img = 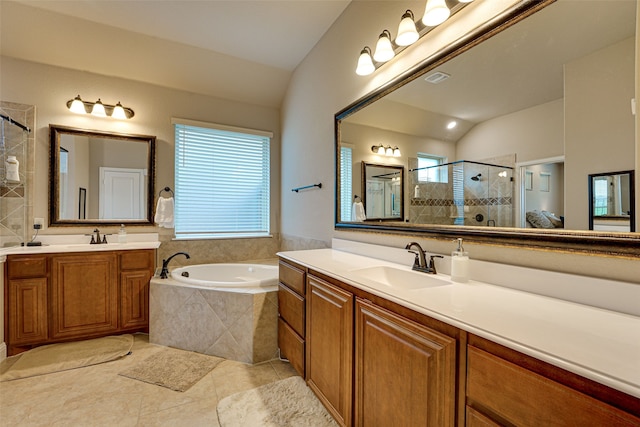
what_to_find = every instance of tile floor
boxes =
[0,334,298,426]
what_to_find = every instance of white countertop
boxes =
[0,233,160,256]
[277,247,640,399]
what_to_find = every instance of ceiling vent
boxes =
[424,71,450,84]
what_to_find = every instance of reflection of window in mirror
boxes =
[417,153,447,183]
[59,147,69,219]
[525,171,533,191]
[540,172,551,192]
[593,177,609,216]
[340,146,353,221]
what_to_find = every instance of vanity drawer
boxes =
[120,250,154,271]
[278,284,305,337]
[467,345,640,426]
[279,260,305,296]
[278,317,305,377]
[7,255,48,279]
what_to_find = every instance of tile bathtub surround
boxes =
[0,334,298,426]
[150,281,279,364]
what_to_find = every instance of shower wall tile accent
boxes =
[150,281,278,364]
[0,101,35,247]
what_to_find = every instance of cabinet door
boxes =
[121,269,151,329]
[355,298,456,427]
[7,278,48,345]
[306,275,354,427]
[51,253,119,339]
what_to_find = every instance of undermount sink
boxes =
[349,265,451,290]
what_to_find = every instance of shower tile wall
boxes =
[0,101,35,247]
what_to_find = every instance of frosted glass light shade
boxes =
[393,147,401,157]
[373,30,394,62]
[385,146,393,156]
[69,96,86,114]
[112,102,127,119]
[396,10,419,46]
[356,47,375,76]
[91,99,107,117]
[422,0,450,26]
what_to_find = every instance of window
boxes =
[417,153,447,183]
[173,118,272,239]
[339,146,353,221]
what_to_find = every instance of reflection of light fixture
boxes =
[396,10,419,46]
[423,0,450,26]
[66,95,135,119]
[355,1,472,76]
[371,145,401,157]
[447,121,457,129]
[498,171,508,178]
[356,47,375,76]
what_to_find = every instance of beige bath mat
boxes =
[119,347,223,392]
[0,334,134,382]
[217,376,338,426]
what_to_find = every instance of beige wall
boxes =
[565,37,636,230]
[1,56,282,262]
[281,1,640,283]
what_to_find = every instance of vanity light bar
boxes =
[356,0,474,76]
[66,95,135,119]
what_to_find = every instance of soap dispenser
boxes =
[118,224,127,243]
[451,238,469,283]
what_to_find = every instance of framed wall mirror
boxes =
[361,162,404,221]
[589,170,635,232]
[49,125,156,226]
[335,0,639,257]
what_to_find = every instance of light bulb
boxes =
[69,95,86,114]
[385,146,393,156]
[373,30,395,63]
[377,145,385,155]
[356,47,375,76]
[423,0,450,27]
[91,99,107,117]
[112,102,127,119]
[393,147,401,157]
[396,10,419,46]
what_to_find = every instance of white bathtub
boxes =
[169,263,278,292]
[150,262,279,363]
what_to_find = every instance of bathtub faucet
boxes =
[160,252,191,279]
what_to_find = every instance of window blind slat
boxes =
[174,123,270,238]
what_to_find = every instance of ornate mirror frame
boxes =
[335,0,640,258]
[49,124,156,226]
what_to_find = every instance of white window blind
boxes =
[173,119,271,239]
[340,146,353,221]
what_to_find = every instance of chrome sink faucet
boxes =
[404,242,443,274]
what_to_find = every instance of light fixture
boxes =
[373,30,395,62]
[356,47,375,76]
[66,95,135,119]
[396,10,419,46]
[423,0,450,27]
[447,121,457,129]
[371,145,401,157]
[91,99,107,117]
[356,0,472,76]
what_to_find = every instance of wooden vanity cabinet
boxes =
[6,255,48,347]
[306,274,354,427]
[5,249,155,356]
[277,260,306,376]
[355,298,456,427]
[466,334,640,426]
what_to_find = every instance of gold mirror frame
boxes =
[335,0,640,259]
[49,124,156,226]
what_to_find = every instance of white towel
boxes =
[352,202,366,222]
[154,196,175,228]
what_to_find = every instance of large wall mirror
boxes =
[49,125,156,226]
[335,0,640,257]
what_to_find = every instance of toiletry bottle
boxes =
[414,185,420,198]
[451,238,469,283]
[5,156,19,182]
[118,224,127,243]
